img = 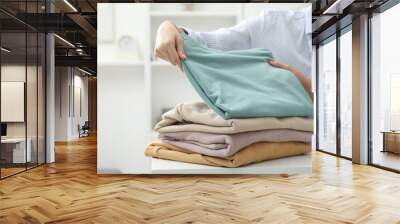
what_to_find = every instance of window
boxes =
[370,3,400,171]
[318,37,337,154]
[0,1,47,179]
[340,29,352,158]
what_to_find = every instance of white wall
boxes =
[72,73,89,138]
[55,67,70,141]
[1,64,46,164]
[55,67,89,141]
[1,66,26,129]
[1,65,38,138]
[98,4,152,174]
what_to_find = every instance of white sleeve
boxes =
[181,15,262,51]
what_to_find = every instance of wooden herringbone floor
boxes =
[1,135,400,224]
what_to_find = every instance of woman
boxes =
[154,9,313,98]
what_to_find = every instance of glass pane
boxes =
[0,1,46,178]
[318,37,337,154]
[27,31,38,169]
[371,4,400,171]
[340,30,352,158]
[0,2,28,32]
[1,31,27,177]
[38,32,46,165]
[26,0,38,169]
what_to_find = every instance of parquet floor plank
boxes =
[1,135,400,223]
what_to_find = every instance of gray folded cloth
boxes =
[155,102,313,134]
[159,129,312,158]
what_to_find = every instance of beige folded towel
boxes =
[155,102,313,134]
[145,141,311,168]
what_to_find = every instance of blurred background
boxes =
[97,3,310,128]
[1,0,400,177]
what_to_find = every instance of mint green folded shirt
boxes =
[181,32,313,119]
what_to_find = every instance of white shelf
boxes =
[151,11,238,18]
[151,60,172,67]
[98,61,145,67]
[151,154,312,174]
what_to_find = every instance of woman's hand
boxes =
[154,20,186,68]
[268,60,313,99]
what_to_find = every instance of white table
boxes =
[1,138,31,163]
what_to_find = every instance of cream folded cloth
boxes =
[145,141,311,168]
[155,102,313,134]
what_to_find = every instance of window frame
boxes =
[315,24,353,161]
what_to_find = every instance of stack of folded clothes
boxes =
[145,102,313,168]
[145,32,314,168]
